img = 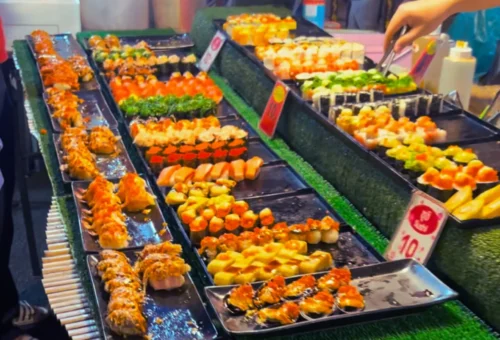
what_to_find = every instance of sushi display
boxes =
[221,268,363,325]
[156,157,263,185]
[316,93,445,120]
[223,14,297,46]
[109,72,223,106]
[254,38,363,80]
[46,88,85,129]
[197,215,340,261]
[445,184,500,220]
[78,174,156,249]
[88,34,124,51]
[31,30,94,90]
[300,69,417,101]
[95,241,190,336]
[129,118,247,148]
[336,105,447,149]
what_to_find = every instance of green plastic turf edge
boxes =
[76,28,177,48]
[207,73,497,340]
[13,27,497,340]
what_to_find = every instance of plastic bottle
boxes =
[438,41,476,110]
[411,26,450,93]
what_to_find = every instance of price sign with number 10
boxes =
[384,190,448,265]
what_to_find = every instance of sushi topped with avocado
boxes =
[300,69,417,101]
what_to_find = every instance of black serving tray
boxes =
[205,259,458,336]
[73,177,171,253]
[432,112,498,146]
[26,33,100,91]
[53,129,135,183]
[43,89,118,132]
[86,251,217,340]
[83,33,195,51]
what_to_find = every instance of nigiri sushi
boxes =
[210,162,230,181]
[230,159,246,182]
[245,156,264,180]
[193,163,213,182]
[172,167,195,186]
[157,165,181,186]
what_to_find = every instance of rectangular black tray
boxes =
[205,259,458,336]
[83,33,194,51]
[73,177,171,253]
[432,112,498,146]
[53,129,135,183]
[26,33,100,91]
[44,89,118,132]
[86,251,217,340]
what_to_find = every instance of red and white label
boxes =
[258,81,290,138]
[199,31,227,72]
[385,190,448,265]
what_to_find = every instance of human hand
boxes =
[384,0,455,53]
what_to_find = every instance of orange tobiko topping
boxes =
[476,166,499,183]
[433,174,454,190]
[454,173,476,189]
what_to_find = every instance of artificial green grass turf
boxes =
[13,28,497,340]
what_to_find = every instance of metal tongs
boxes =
[377,25,409,76]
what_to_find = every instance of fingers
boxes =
[394,28,421,53]
[384,6,407,52]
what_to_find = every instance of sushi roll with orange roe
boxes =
[429,173,455,201]
[209,216,225,237]
[476,166,499,193]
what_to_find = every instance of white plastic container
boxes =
[153,0,205,33]
[438,41,476,110]
[0,0,81,50]
[80,0,149,31]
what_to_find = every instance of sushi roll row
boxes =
[326,94,445,121]
[313,90,384,117]
[336,105,447,149]
[157,157,264,187]
[155,54,197,75]
[197,215,340,261]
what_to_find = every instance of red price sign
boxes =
[199,31,227,72]
[258,81,290,138]
[384,190,448,265]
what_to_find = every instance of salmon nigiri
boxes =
[157,165,181,186]
[172,167,195,185]
[230,159,246,182]
[209,162,229,181]
[245,157,264,180]
[193,163,213,182]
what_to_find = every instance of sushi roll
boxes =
[209,216,225,237]
[391,101,400,119]
[166,153,183,167]
[453,172,477,192]
[328,106,342,123]
[181,54,197,73]
[259,208,274,227]
[146,146,163,162]
[156,55,169,75]
[215,202,232,218]
[417,95,430,115]
[224,284,256,315]
[443,145,463,159]
[357,91,371,103]
[429,94,443,114]
[241,210,259,231]
[332,93,346,106]
[149,155,165,174]
[317,268,351,293]
[168,55,181,73]
[319,94,331,117]
[198,236,220,261]
[463,160,484,177]
[255,227,274,246]
[476,166,499,193]
[218,233,240,253]
[225,214,241,235]
[237,231,258,251]
[228,147,247,161]
[232,201,249,216]
[416,167,439,192]
[272,222,290,243]
[283,275,316,300]
[428,173,455,202]
[212,149,228,164]
[288,224,309,242]
[299,291,335,319]
[256,302,300,326]
[404,98,417,118]
[197,151,212,165]
[189,216,208,245]
[336,285,365,313]
[201,208,215,221]
[253,275,286,308]
[376,137,402,160]
[453,149,478,166]
[320,216,340,244]
[162,145,178,157]
[371,90,384,102]
[345,93,356,104]
[352,104,363,115]
[305,219,322,245]
[228,139,246,149]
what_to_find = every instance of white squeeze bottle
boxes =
[438,41,476,110]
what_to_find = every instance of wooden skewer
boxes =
[43,278,81,288]
[42,254,72,263]
[58,308,91,320]
[45,283,81,294]
[64,319,95,331]
[43,270,78,280]
[47,288,83,299]
[72,331,101,340]
[49,293,86,305]
[53,302,88,314]
[44,248,70,257]
[47,242,69,250]
[42,264,75,275]
[43,259,74,268]
[43,272,78,282]
[68,326,99,337]
[60,314,92,325]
